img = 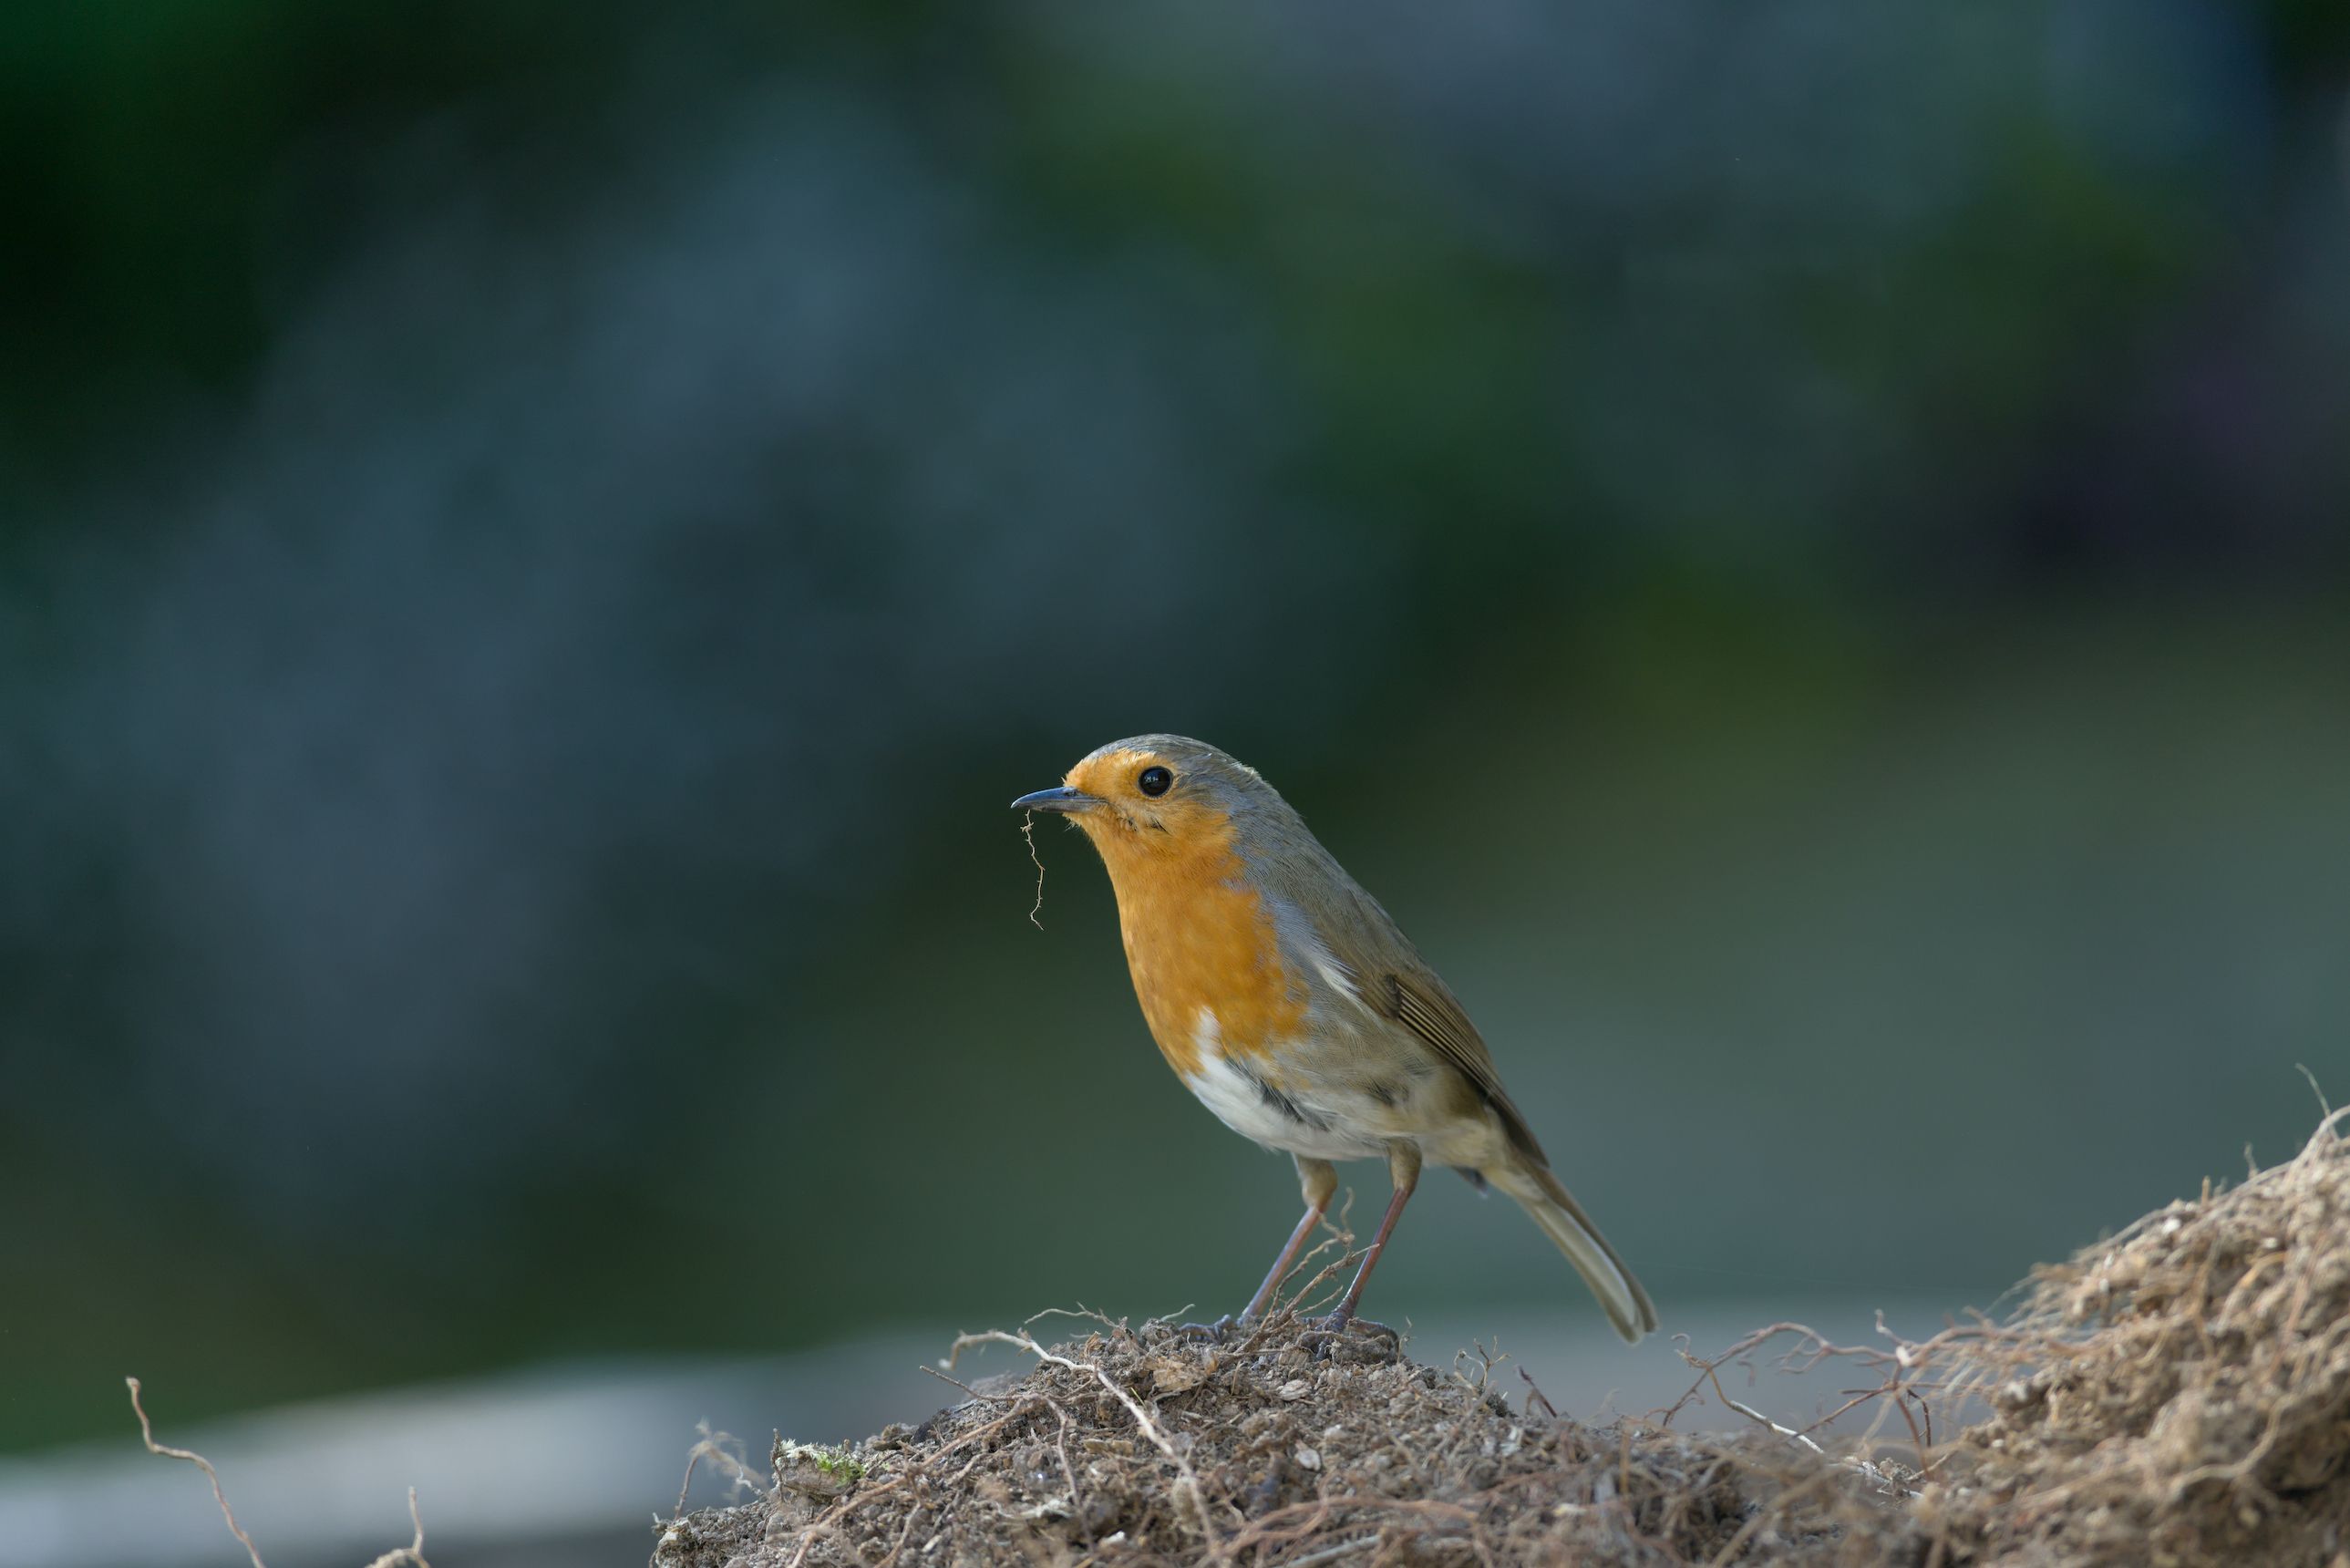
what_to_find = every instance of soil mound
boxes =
[654,1109,2349,1566]
[1927,1105,2350,1565]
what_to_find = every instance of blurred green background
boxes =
[5,0,2348,1467]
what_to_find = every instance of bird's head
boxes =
[1010,734,1271,867]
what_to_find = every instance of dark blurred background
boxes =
[4,0,2348,1552]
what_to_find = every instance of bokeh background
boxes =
[5,0,2348,1561]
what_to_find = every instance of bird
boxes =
[1010,734,1656,1346]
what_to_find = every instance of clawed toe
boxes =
[1176,1314,1242,1344]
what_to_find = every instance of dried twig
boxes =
[917,1363,1007,1403]
[1704,1466,1841,1568]
[1020,811,1047,928]
[126,1378,267,1568]
[948,1327,1229,1562]
[673,1422,769,1517]
[358,1490,433,1568]
[127,1377,431,1568]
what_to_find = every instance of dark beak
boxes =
[1010,786,1099,815]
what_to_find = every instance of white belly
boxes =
[1180,1010,1394,1161]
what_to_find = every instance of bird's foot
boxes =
[1175,1313,1244,1345]
[1300,1312,1400,1364]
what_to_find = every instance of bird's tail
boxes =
[1489,1156,1658,1344]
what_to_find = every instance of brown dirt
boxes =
[654,1110,2350,1566]
[1922,1105,2350,1566]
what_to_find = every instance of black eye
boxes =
[1138,766,1173,798]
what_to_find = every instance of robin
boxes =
[1012,734,1657,1345]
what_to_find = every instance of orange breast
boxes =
[1098,832,1305,1078]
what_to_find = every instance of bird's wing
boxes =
[1377,966,1551,1169]
[1287,859,1553,1170]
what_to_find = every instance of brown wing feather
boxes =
[1379,969,1552,1170]
[1249,818,1554,1171]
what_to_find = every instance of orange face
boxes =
[1057,746,1233,860]
[1023,744,1306,1076]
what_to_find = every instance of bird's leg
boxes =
[1241,1156,1337,1323]
[1306,1142,1420,1357]
[1180,1157,1335,1343]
